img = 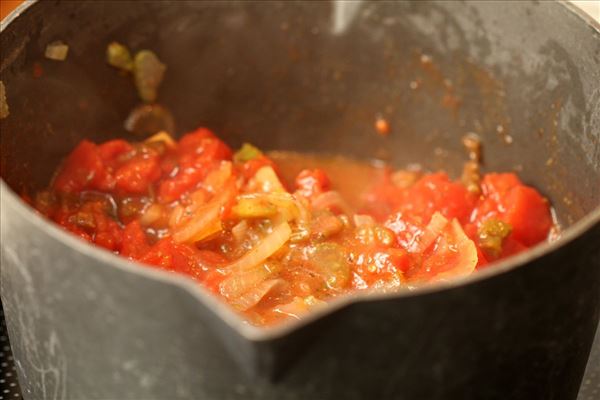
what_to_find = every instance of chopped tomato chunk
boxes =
[121,221,150,259]
[98,139,134,162]
[502,186,552,246]
[53,140,106,193]
[115,155,161,194]
[238,155,276,180]
[295,168,331,198]
[397,172,476,224]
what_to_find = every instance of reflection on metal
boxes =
[332,0,363,35]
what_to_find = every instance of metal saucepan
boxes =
[1,1,599,399]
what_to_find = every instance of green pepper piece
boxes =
[478,218,512,257]
[106,42,133,71]
[234,143,263,163]
[231,197,278,219]
[310,242,350,290]
[133,50,166,103]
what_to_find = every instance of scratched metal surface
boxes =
[0,297,598,399]
[573,0,600,397]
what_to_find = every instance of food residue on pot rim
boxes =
[375,115,390,136]
[0,81,8,119]
[45,41,69,61]
[106,42,166,103]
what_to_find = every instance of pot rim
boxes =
[1,0,599,342]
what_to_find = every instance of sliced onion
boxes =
[414,211,448,252]
[202,162,232,194]
[311,211,344,239]
[169,189,207,228]
[220,264,271,300]
[222,222,291,273]
[144,131,176,148]
[294,195,312,226]
[139,203,164,226]
[172,183,234,243]
[273,295,326,319]
[168,204,185,227]
[231,220,248,242]
[232,196,278,219]
[45,41,69,61]
[311,191,353,215]
[232,192,304,222]
[428,220,478,282]
[308,242,350,290]
[248,166,286,193]
[230,279,286,311]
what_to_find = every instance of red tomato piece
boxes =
[178,128,216,152]
[53,140,107,193]
[475,246,490,269]
[385,211,426,251]
[97,139,134,162]
[501,185,552,246]
[178,128,232,161]
[115,155,161,194]
[196,250,228,292]
[201,137,233,161]
[481,173,522,200]
[140,238,176,269]
[398,172,476,224]
[202,269,227,294]
[474,173,552,247]
[473,173,523,222]
[157,167,206,203]
[120,221,149,259]
[295,168,331,198]
[94,217,123,251]
[239,155,276,180]
[159,156,179,176]
[352,246,410,288]
[140,239,206,281]
[360,171,405,221]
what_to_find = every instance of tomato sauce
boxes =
[31,128,557,326]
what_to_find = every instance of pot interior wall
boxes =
[1,0,599,227]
